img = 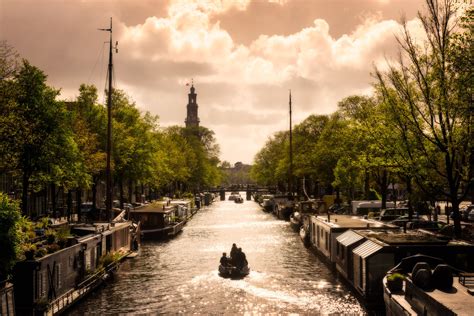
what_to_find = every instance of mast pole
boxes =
[100,17,114,220]
[289,90,293,199]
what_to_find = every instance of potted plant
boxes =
[23,243,37,260]
[387,273,405,292]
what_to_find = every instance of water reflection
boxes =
[68,195,365,314]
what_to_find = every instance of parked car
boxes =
[407,221,446,231]
[469,209,474,222]
[389,215,423,227]
[80,202,94,213]
[376,208,409,222]
[449,205,473,221]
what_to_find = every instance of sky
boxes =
[1,0,426,164]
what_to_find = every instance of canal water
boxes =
[68,194,365,314]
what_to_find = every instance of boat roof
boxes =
[353,239,383,259]
[357,230,451,246]
[131,201,177,213]
[314,215,394,229]
[337,230,365,247]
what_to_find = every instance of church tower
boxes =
[185,84,200,128]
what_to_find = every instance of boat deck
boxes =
[427,278,474,315]
[385,277,474,315]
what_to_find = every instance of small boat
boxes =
[228,192,240,201]
[299,216,311,246]
[234,195,244,203]
[218,264,250,278]
[290,211,302,231]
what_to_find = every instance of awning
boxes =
[353,240,382,259]
[336,230,364,247]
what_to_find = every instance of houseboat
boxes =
[129,201,185,239]
[260,194,276,212]
[169,199,195,220]
[13,220,134,315]
[308,214,397,267]
[274,195,295,220]
[333,229,474,306]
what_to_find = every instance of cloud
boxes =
[2,0,426,163]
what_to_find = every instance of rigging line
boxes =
[87,42,106,84]
[99,43,107,105]
[112,64,117,90]
[103,66,109,105]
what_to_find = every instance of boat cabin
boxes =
[308,215,396,266]
[349,230,474,302]
[335,230,366,283]
[129,202,182,239]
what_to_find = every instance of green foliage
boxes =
[251,131,288,186]
[0,60,84,214]
[56,226,71,246]
[21,243,37,260]
[99,251,122,267]
[45,229,57,244]
[0,193,22,280]
[387,273,405,281]
[36,217,50,229]
[374,0,472,236]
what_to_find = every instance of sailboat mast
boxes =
[100,17,114,220]
[289,90,293,198]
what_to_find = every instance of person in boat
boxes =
[230,243,238,265]
[237,248,247,269]
[220,252,230,267]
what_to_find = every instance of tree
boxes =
[70,84,107,214]
[375,0,472,236]
[251,131,288,188]
[292,115,329,196]
[1,61,79,215]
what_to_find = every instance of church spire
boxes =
[185,82,200,128]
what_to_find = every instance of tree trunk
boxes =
[452,199,461,238]
[76,188,82,222]
[21,171,30,215]
[406,176,413,221]
[381,170,388,209]
[92,179,97,211]
[364,169,370,200]
[51,182,57,218]
[128,179,133,205]
[119,177,124,210]
[67,190,72,222]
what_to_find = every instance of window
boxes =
[56,263,62,290]
[85,249,91,270]
[325,232,329,250]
